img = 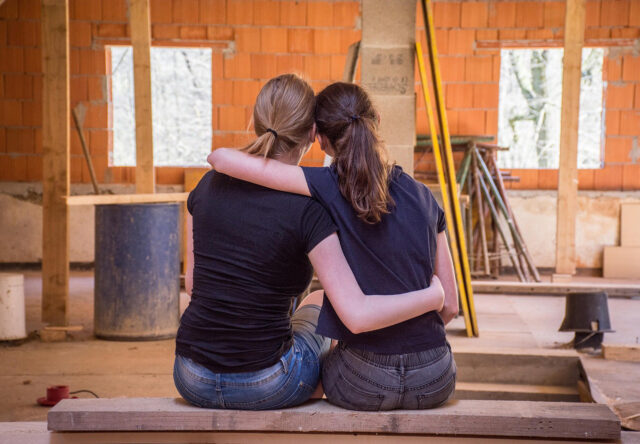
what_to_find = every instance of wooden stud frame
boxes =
[41,0,70,325]
[130,0,155,194]
[555,0,586,275]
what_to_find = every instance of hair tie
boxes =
[266,128,278,138]
[350,114,360,122]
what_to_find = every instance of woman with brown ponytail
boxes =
[208,81,459,411]
[175,75,445,411]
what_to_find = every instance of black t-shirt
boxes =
[176,170,336,373]
[302,165,447,353]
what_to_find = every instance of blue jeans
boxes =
[173,305,329,410]
[322,341,456,411]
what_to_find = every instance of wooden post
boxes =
[41,0,70,325]
[555,0,586,277]
[129,0,155,193]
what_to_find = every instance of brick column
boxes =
[361,0,416,175]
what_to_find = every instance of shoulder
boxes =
[301,166,340,200]
[390,165,429,194]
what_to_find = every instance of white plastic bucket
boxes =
[0,273,26,340]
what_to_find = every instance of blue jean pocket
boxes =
[416,371,456,409]
[173,358,220,408]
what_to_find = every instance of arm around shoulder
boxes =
[207,148,311,196]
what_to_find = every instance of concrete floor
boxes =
[0,271,638,422]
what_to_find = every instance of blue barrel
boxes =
[94,203,180,340]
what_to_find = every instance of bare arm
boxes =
[208,148,311,196]
[185,214,194,297]
[308,233,445,334]
[435,231,458,325]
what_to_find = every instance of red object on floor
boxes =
[37,385,76,406]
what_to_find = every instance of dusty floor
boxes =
[0,271,638,422]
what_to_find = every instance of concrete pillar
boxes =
[361,0,416,175]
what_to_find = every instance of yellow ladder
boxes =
[416,0,479,337]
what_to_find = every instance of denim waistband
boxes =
[340,342,451,369]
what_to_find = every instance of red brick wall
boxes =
[0,0,360,185]
[1,0,639,190]
[415,0,640,190]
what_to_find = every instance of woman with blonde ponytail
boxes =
[175,75,445,411]
[209,81,458,411]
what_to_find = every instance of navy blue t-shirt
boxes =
[302,165,447,353]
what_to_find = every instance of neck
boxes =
[274,145,307,166]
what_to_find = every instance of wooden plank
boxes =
[603,344,640,363]
[454,382,579,402]
[65,193,188,206]
[47,398,620,440]
[0,422,631,444]
[453,349,579,386]
[129,0,155,194]
[555,0,586,276]
[476,38,635,49]
[41,0,70,326]
[471,280,640,298]
[581,355,640,431]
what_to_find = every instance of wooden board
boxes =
[453,348,579,386]
[603,246,640,279]
[41,0,70,326]
[65,193,188,206]
[2,422,635,444]
[471,280,640,298]
[555,0,586,276]
[454,382,579,402]
[603,344,640,363]
[621,203,640,247]
[47,398,620,440]
[129,0,155,194]
[581,355,640,431]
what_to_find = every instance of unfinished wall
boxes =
[1,0,640,268]
[0,0,362,186]
[1,0,639,187]
[0,183,183,263]
[509,190,640,268]
[414,0,640,191]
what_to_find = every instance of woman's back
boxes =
[302,164,447,353]
[176,170,335,373]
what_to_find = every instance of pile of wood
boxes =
[457,142,540,282]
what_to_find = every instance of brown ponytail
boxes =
[315,83,393,224]
[243,74,315,160]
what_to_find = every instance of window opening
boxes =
[110,46,212,167]
[497,48,604,169]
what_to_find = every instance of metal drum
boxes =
[94,203,180,340]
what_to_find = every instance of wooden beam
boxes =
[65,193,188,206]
[48,398,620,440]
[454,382,579,402]
[3,422,638,444]
[41,0,70,326]
[555,0,586,276]
[477,38,635,50]
[603,344,640,362]
[472,280,640,298]
[129,0,155,194]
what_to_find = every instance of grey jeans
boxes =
[322,342,456,411]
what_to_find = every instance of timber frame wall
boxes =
[0,0,639,190]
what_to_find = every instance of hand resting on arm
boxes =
[435,231,458,325]
[308,233,444,334]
